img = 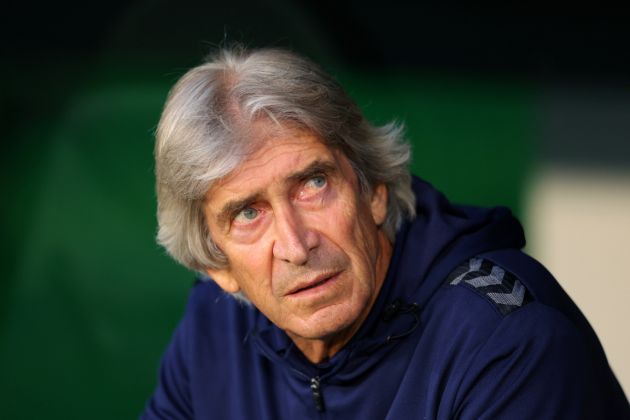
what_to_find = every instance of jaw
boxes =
[284,306,358,363]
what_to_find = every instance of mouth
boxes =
[286,272,341,296]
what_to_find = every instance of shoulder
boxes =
[141,281,261,419]
[182,278,259,341]
[433,255,586,345]
[419,255,596,385]
[444,256,533,317]
[427,255,630,418]
[423,256,540,340]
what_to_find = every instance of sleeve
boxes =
[453,302,629,420]
[140,319,194,420]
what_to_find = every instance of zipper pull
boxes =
[310,376,325,412]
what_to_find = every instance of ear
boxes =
[370,183,388,226]
[206,268,241,294]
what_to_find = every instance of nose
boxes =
[272,205,319,265]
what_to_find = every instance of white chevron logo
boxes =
[447,258,530,313]
[465,266,505,288]
[487,280,526,307]
[450,258,483,285]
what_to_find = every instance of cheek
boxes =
[319,197,380,263]
[226,243,275,298]
[313,199,358,242]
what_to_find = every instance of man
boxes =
[143,47,629,419]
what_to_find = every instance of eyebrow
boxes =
[215,191,263,228]
[215,159,338,227]
[286,160,337,184]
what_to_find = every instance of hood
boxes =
[251,175,525,383]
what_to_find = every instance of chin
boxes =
[289,301,363,341]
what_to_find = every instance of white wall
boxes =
[525,166,630,396]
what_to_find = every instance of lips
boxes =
[286,272,340,296]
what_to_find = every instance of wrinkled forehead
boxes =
[239,118,326,151]
[224,124,340,180]
[236,118,341,164]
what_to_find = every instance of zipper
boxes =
[310,376,325,412]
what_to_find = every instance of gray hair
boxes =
[155,46,416,272]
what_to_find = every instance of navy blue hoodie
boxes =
[142,177,630,419]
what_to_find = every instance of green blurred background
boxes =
[1,2,629,418]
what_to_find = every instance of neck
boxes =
[289,230,393,364]
[289,329,356,364]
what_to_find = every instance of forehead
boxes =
[204,126,356,212]
[218,129,334,186]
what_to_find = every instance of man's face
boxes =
[204,124,392,357]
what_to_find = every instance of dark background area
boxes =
[1,1,629,418]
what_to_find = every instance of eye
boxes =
[305,175,327,189]
[233,207,259,224]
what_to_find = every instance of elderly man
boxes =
[142,47,629,419]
